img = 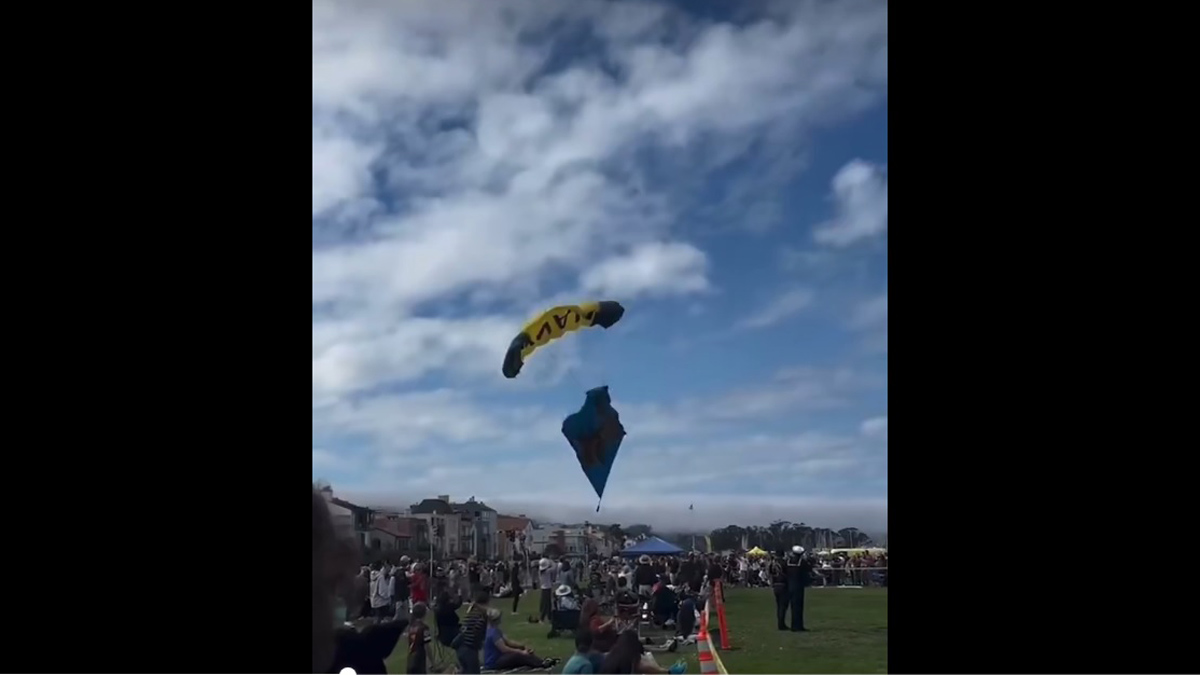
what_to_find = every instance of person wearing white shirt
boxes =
[370,563,393,619]
[538,558,555,622]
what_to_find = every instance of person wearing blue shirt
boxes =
[563,630,596,674]
[483,609,558,671]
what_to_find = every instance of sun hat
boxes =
[555,584,572,597]
[538,557,553,570]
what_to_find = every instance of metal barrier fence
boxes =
[812,566,887,587]
[724,566,889,588]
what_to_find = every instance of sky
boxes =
[312,0,888,533]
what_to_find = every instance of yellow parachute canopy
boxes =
[502,301,625,378]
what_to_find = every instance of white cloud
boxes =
[312,365,879,465]
[312,128,379,217]
[612,365,878,440]
[860,415,887,440]
[313,0,888,325]
[312,315,516,400]
[737,288,815,329]
[579,242,710,299]
[313,388,561,457]
[813,159,888,247]
[312,1,889,524]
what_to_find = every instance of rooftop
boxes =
[330,497,372,514]
[452,498,495,513]
[409,498,456,515]
[498,515,532,531]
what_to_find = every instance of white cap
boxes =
[792,545,805,554]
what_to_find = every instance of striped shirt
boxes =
[458,603,488,650]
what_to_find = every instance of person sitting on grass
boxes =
[614,575,639,606]
[563,629,600,674]
[482,609,559,671]
[675,591,696,639]
[556,583,581,611]
[580,598,618,652]
[597,630,686,674]
[650,578,678,626]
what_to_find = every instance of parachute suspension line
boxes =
[572,331,601,389]
[566,351,584,391]
[593,329,609,387]
[600,340,609,387]
[563,335,588,393]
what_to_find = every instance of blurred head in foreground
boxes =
[312,486,358,673]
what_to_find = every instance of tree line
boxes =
[595,520,877,552]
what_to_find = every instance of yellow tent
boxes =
[746,546,769,557]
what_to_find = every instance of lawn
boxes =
[383,587,887,674]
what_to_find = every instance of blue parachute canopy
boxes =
[562,385,626,511]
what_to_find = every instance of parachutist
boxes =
[501,301,629,508]
[572,436,605,468]
[562,386,626,507]
[575,403,625,468]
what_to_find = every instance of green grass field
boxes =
[383,587,887,674]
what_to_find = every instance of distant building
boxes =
[370,513,425,553]
[408,495,498,557]
[320,484,373,548]
[452,497,498,558]
[497,515,533,559]
[408,496,459,556]
[529,523,612,557]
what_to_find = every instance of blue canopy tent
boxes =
[620,536,687,557]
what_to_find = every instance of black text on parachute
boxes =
[501,301,624,379]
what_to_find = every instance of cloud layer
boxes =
[312,0,888,530]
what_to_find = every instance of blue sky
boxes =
[312,0,888,532]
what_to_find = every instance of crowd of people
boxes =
[718,551,888,589]
[328,552,708,673]
[313,487,885,674]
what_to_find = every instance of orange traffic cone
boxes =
[714,580,733,650]
[697,609,718,675]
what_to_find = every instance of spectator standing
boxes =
[538,558,555,622]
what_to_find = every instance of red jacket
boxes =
[411,572,428,603]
